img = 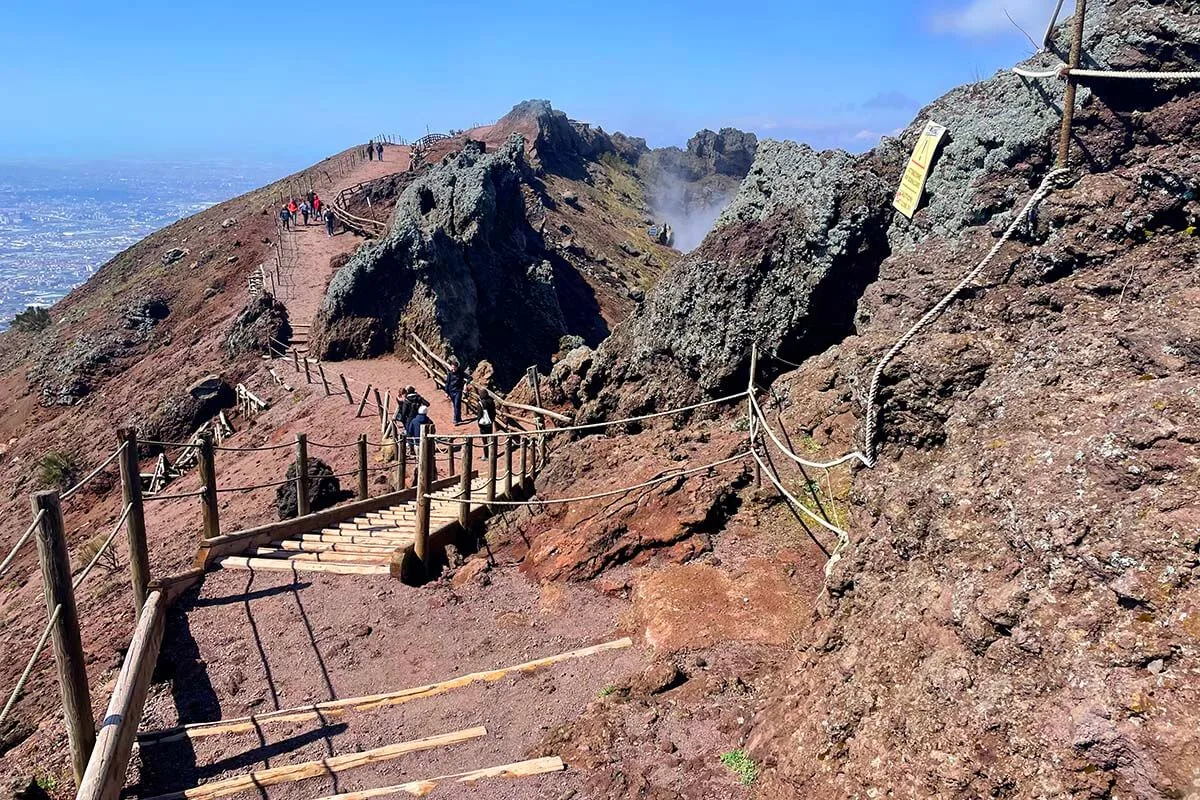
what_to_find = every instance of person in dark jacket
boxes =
[376,142,384,161]
[477,390,496,460]
[279,205,291,231]
[394,385,427,429]
[367,140,375,161]
[325,210,336,237]
[444,361,468,425]
[405,405,433,455]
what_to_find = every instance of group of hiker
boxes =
[278,190,337,237]
[364,140,384,161]
[393,361,498,456]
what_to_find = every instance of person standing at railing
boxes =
[405,405,434,455]
[477,389,496,459]
[396,385,427,430]
[444,360,468,426]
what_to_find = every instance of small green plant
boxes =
[599,684,617,697]
[720,749,758,785]
[35,774,58,791]
[37,451,80,492]
[11,305,51,333]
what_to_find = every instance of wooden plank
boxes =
[196,478,460,563]
[303,531,413,544]
[148,567,206,606]
[77,591,166,800]
[309,757,566,800]
[251,548,391,565]
[275,540,403,555]
[140,726,487,800]
[138,638,632,744]
[216,557,391,576]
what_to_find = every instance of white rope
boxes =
[60,441,127,501]
[71,503,133,591]
[1013,63,1200,81]
[749,395,869,469]
[750,448,849,541]
[861,168,1068,465]
[0,604,62,727]
[0,510,45,579]
[437,452,751,506]
[430,391,749,441]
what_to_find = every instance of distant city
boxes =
[0,159,293,330]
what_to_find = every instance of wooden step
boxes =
[275,540,403,555]
[311,529,415,543]
[217,556,390,576]
[252,548,391,565]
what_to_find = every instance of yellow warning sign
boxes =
[893,121,948,219]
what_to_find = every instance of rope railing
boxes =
[144,488,207,502]
[1015,63,1200,81]
[60,442,127,501]
[749,395,868,470]
[0,509,46,579]
[213,477,294,494]
[71,504,133,591]
[0,603,62,728]
[436,451,751,507]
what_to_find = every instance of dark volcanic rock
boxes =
[274,457,343,519]
[225,293,290,357]
[311,135,583,386]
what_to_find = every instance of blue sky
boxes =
[0,0,1069,166]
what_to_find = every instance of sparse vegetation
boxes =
[37,451,80,492]
[11,305,51,333]
[35,774,58,792]
[77,529,120,577]
[599,684,618,697]
[720,749,758,785]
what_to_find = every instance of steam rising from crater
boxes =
[647,172,736,253]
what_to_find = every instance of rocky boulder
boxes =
[274,457,344,519]
[225,293,290,357]
[311,135,579,386]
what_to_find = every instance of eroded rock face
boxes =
[311,135,575,386]
[578,141,895,419]
[225,293,289,357]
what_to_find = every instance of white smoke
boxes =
[648,172,736,253]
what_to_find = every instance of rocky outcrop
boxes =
[578,141,894,419]
[310,135,581,386]
[225,293,289,357]
[274,457,344,519]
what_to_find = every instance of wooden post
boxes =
[198,434,220,540]
[357,384,372,418]
[340,374,354,404]
[357,434,369,500]
[373,389,384,425]
[486,435,498,512]
[1056,0,1088,169]
[520,437,529,488]
[503,436,513,498]
[458,439,473,529]
[302,356,312,385]
[295,433,310,517]
[30,490,94,784]
[117,428,150,611]
[527,367,549,466]
[414,425,433,566]
[291,348,300,373]
[448,439,456,477]
[318,364,331,396]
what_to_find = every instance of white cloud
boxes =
[932,0,1074,37]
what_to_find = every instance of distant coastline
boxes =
[0,158,294,330]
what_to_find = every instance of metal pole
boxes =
[1056,0,1088,169]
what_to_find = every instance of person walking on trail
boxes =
[299,200,311,226]
[306,189,315,207]
[405,405,434,456]
[367,140,375,161]
[444,360,468,426]
[279,205,291,231]
[395,385,427,429]
[376,142,384,161]
[312,194,322,218]
[477,389,496,459]
[325,209,336,237]
[287,199,298,225]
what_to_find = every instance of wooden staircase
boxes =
[215,474,492,576]
[287,322,311,356]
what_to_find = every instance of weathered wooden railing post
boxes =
[318,364,331,396]
[537,415,548,466]
[357,384,371,418]
[357,434,369,500]
[30,490,94,784]
[295,433,310,517]
[117,428,150,610]
[448,439,456,477]
[520,436,529,489]
[1057,0,1088,169]
[486,435,499,512]
[291,348,300,373]
[396,435,408,490]
[503,435,513,498]
[414,425,433,566]
[302,356,312,385]
[458,440,473,529]
[749,343,761,489]
[198,434,220,540]
[340,374,354,404]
